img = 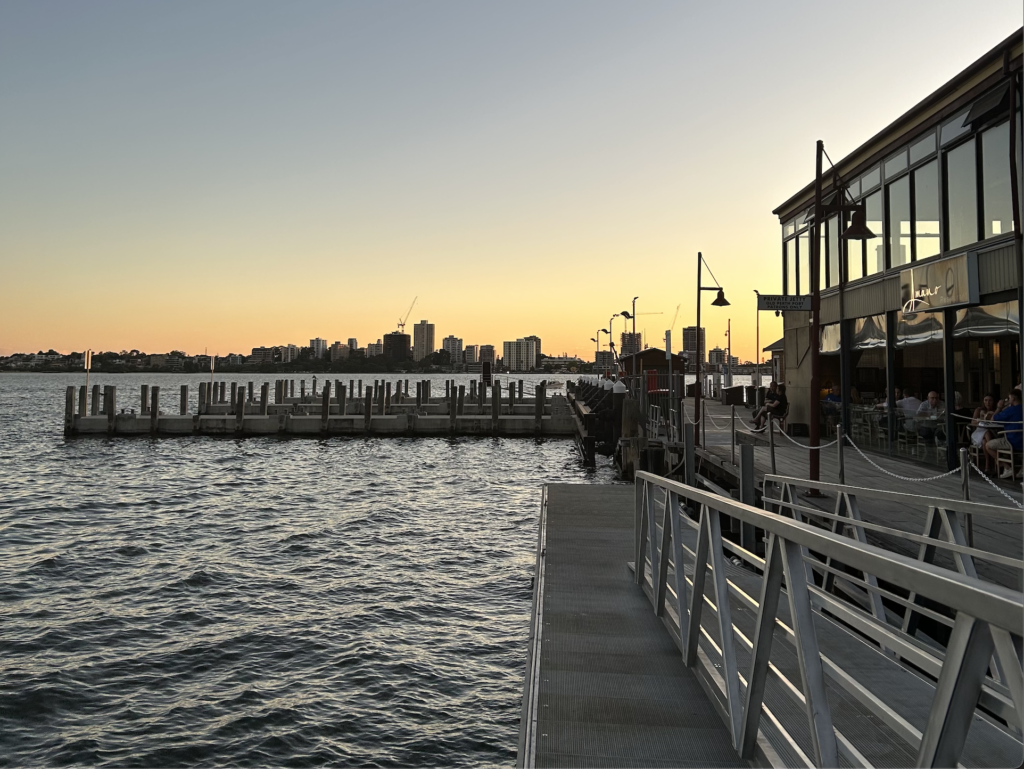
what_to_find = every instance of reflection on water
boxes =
[0,373,619,766]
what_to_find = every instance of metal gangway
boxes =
[634,470,1023,768]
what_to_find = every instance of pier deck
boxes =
[518,484,744,768]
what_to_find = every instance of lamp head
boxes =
[842,209,877,240]
[712,289,730,307]
[620,310,632,319]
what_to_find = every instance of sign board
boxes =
[757,294,812,312]
[899,252,978,314]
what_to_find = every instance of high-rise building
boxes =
[250,346,275,364]
[681,326,706,373]
[594,351,616,370]
[382,332,411,361]
[708,346,726,366]
[366,339,383,357]
[464,345,478,365]
[441,335,463,365]
[329,341,350,361]
[523,335,542,369]
[478,345,495,366]
[310,338,328,359]
[503,338,538,373]
[620,332,642,357]
[275,344,299,363]
[412,321,435,362]
[347,338,358,350]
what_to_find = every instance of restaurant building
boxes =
[774,30,1022,468]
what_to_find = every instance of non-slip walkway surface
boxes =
[527,484,745,768]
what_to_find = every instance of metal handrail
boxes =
[634,471,1024,768]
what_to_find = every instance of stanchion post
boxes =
[731,404,736,465]
[769,415,777,475]
[837,424,845,485]
[960,447,973,548]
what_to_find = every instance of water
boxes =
[0,373,619,767]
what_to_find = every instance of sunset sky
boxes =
[2,1,1021,361]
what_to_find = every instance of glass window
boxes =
[827,216,840,288]
[846,217,864,282]
[864,191,884,275]
[846,177,861,199]
[798,232,810,295]
[785,239,797,295]
[982,121,1012,238]
[784,220,796,238]
[913,160,940,260]
[888,176,911,268]
[820,225,828,290]
[910,133,936,164]
[860,167,880,192]
[941,111,970,145]
[885,152,908,179]
[945,139,978,249]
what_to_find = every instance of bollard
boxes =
[261,383,269,416]
[322,381,331,430]
[230,382,238,413]
[492,380,500,434]
[91,384,100,416]
[385,382,392,416]
[364,387,373,432]
[731,405,736,465]
[180,385,188,415]
[150,386,160,434]
[78,385,87,418]
[64,386,76,435]
[837,424,845,485]
[458,385,465,416]
[683,423,695,487]
[738,444,757,554]
[235,386,245,432]
[141,384,149,414]
[338,384,346,417]
[960,447,973,547]
[769,416,777,475]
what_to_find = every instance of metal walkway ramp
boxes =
[518,484,746,768]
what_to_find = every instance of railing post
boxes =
[731,404,736,465]
[769,416,777,475]
[837,423,845,485]
[683,423,695,487]
[739,444,757,554]
[960,446,973,548]
[701,401,706,448]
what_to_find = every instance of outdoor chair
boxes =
[996,447,1023,480]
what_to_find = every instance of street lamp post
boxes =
[620,297,639,394]
[694,252,730,447]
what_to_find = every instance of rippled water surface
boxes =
[0,373,618,767]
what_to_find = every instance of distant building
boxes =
[708,346,726,366]
[682,327,706,373]
[620,332,642,357]
[441,335,463,365]
[251,347,275,364]
[594,351,616,370]
[347,338,358,350]
[540,355,583,370]
[279,344,300,363]
[523,335,542,369]
[194,354,213,370]
[503,338,537,373]
[464,345,478,365]
[412,321,435,362]
[310,338,328,359]
[223,353,245,366]
[366,339,384,357]
[382,332,410,361]
[148,354,168,368]
[478,345,496,366]
[329,341,350,361]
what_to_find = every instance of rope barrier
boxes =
[843,433,960,481]
[969,461,1024,509]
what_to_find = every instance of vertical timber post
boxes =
[364,387,372,433]
[180,385,188,415]
[261,383,269,415]
[150,386,160,434]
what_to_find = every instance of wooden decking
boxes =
[518,484,745,768]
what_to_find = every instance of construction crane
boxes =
[670,304,681,329]
[397,296,417,333]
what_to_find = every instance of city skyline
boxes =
[2,3,1020,360]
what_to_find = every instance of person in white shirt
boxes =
[896,389,922,430]
[915,391,945,442]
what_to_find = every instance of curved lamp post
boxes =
[694,252,729,447]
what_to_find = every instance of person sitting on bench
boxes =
[752,383,787,430]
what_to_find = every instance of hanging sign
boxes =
[757,294,811,312]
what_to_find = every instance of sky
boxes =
[1,1,1021,362]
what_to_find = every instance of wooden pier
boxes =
[62,378,576,438]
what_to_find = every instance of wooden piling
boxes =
[518,380,523,401]
[290,380,295,398]
[301,380,306,399]
[321,381,331,430]
[78,385,87,418]
[91,384,100,416]
[492,380,500,434]
[141,384,149,414]
[248,382,254,403]
[534,384,543,435]
[458,385,465,415]
[404,379,409,396]
[105,386,116,433]
[261,383,269,415]
[235,386,245,432]
[64,386,75,435]
[364,387,372,432]
[338,384,346,416]
[385,381,392,415]
[449,390,457,432]
[180,385,188,415]
[220,382,227,403]
[416,381,422,409]
[150,386,160,434]
[230,382,238,413]
[198,382,207,415]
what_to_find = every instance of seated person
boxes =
[916,391,945,442]
[752,383,787,429]
[970,395,997,470]
[896,388,922,431]
[822,384,842,405]
[984,388,1023,478]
